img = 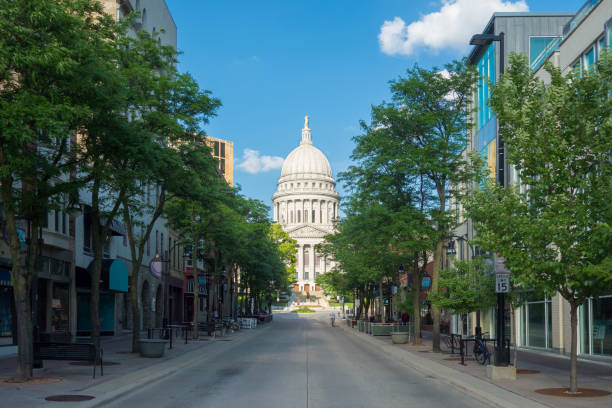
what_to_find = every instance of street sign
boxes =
[495,273,509,293]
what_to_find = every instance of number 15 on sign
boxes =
[496,273,510,293]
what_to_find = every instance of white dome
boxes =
[278,116,333,183]
[280,143,332,181]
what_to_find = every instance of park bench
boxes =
[34,342,103,378]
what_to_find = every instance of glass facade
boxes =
[477,43,495,130]
[529,37,557,65]
[520,297,552,349]
[580,295,612,357]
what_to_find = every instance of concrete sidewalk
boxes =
[338,320,612,408]
[0,327,260,407]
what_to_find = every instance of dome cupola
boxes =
[279,116,334,184]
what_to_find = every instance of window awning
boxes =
[77,258,128,292]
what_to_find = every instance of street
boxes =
[105,313,488,408]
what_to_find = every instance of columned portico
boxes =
[272,116,340,294]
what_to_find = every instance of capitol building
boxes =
[273,117,340,293]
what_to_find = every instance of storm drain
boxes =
[45,395,95,402]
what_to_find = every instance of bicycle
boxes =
[473,336,490,365]
[443,334,459,352]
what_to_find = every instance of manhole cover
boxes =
[535,388,611,397]
[69,361,120,366]
[45,395,95,402]
[517,369,540,374]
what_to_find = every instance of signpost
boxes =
[493,254,510,366]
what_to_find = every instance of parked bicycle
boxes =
[472,333,490,365]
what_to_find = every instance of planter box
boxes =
[138,339,167,358]
[371,323,395,336]
[391,332,410,344]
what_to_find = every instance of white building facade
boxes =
[272,117,340,293]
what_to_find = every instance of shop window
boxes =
[580,295,612,356]
[520,296,552,349]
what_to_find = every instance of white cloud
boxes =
[378,0,528,56]
[237,149,284,174]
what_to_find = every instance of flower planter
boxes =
[138,339,167,358]
[391,332,410,344]
[371,323,395,336]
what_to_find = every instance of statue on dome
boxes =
[304,115,309,129]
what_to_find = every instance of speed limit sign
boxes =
[495,273,510,293]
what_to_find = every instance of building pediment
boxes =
[286,224,332,238]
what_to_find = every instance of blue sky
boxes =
[165,0,584,214]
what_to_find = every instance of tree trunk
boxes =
[412,267,422,345]
[191,233,199,339]
[90,185,103,355]
[378,280,384,322]
[431,239,443,353]
[569,301,579,393]
[2,178,34,380]
[130,265,141,352]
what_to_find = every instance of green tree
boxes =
[341,60,478,348]
[117,27,221,351]
[428,258,496,322]
[465,54,612,393]
[268,223,297,288]
[0,0,118,380]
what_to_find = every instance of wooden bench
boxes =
[34,342,103,378]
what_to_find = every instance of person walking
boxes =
[329,310,336,327]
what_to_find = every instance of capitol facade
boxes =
[272,117,340,293]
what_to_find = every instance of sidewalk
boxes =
[0,328,253,407]
[338,320,612,408]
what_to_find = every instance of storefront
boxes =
[75,258,128,335]
[580,295,612,357]
[0,264,16,346]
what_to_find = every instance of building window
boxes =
[529,37,557,66]
[214,141,219,156]
[584,47,595,71]
[304,247,309,267]
[297,210,301,223]
[220,142,225,158]
[580,295,612,356]
[312,210,315,223]
[520,296,552,349]
[477,42,495,130]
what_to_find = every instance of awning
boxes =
[77,259,128,292]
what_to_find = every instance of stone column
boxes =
[310,247,315,288]
[297,245,303,282]
[273,201,277,222]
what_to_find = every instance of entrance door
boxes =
[293,284,299,292]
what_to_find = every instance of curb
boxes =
[45,325,270,408]
[337,322,551,408]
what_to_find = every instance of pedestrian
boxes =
[329,310,336,327]
[213,309,219,321]
[402,311,409,326]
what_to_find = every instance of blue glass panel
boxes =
[529,37,556,65]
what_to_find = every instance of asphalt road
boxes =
[105,312,489,408]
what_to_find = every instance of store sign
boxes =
[495,273,509,293]
[149,260,162,279]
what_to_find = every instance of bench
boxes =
[34,342,103,378]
